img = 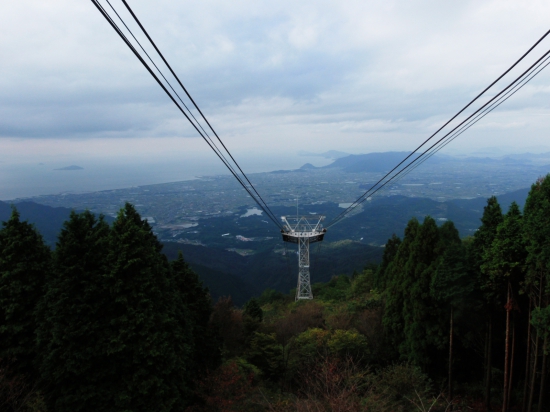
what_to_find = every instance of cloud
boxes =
[1,0,550,158]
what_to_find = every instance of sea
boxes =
[0,154,333,201]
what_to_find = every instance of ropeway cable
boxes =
[328,33,550,228]
[102,0,270,221]
[326,31,550,229]
[104,1,233,167]
[90,0,283,229]
[116,0,281,230]
[91,0,283,229]
[334,51,550,216]
[91,0,273,224]
[100,0,282,229]
[390,53,550,186]
[366,51,550,196]
[364,49,550,207]
[327,46,550,228]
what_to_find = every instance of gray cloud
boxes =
[0,0,549,157]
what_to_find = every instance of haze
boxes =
[1,0,550,194]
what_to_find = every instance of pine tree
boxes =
[374,233,401,291]
[102,203,193,411]
[170,251,220,377]
[469,196,503,409]
[431,236,474,400]
[382,218,420,356]
[383,218,466,375]
[243,298,263,323]
[38,205,193,411]
[523,175,550,412]
[400,216,442,368]
[0,207,50,381]
[37,210,111,411]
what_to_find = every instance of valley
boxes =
[3,151,548,303]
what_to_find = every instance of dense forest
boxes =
[1,176,549,412]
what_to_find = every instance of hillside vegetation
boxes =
[1,176,549,411]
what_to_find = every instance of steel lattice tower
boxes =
[281,215,326,300]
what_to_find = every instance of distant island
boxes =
[54,165,84,171]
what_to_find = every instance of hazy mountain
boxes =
[448,187,529,214]
[54,165,84,171]
[298,150,350,159]
[0,201,76,246]
[322,151,550,173]
[322,152,425,173]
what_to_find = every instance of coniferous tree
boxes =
[383,218,469,377]
[0,207,50,382]
[523,175,550,411]
[382,218,420,357]
[103,203,192,411]
[469,196,503,408]
[244,298,263,323]
[431,236,474,399]
[374,233,401,291]
[400,216,443,368]
[171,251,220,378]
[38,205,193,411]
[483,202,526,412]
[37,210,111,411]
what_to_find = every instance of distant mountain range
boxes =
[298,151,550,173]
[0,201,82,246]
[322,152,424,173]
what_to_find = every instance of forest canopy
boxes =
[1,175,550,411]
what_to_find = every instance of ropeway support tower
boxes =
[281,215,326,300]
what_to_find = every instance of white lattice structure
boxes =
[281,215,326,300]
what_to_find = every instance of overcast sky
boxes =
[1,0,550,165]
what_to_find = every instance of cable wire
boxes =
[117,0,280,229]
[102,0,264,224]
[328,47,550,227]
[91,0,283,229]
[392,54,550,186]
[326,33,550,228]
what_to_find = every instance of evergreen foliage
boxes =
[243,298,263,323]
[36,210,111,411]
[524,175,550,307]
[471,196,504,300]
[0,207,50,381]
[171,252,220,376]
[483,202,526,298]
[3,177,550,410]
[37,205,194,411]
[374,233,401,290]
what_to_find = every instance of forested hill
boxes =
[1,176,549,411]
[0,186,532,304]
[0,201,84,245]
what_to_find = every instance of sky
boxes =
[1,0,550,169]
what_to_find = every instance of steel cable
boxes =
[91,0,283,229]
[326,34,550,228]
[117,0,281,229]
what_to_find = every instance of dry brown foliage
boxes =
[210,297,245,357]
[272,301,325,345]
